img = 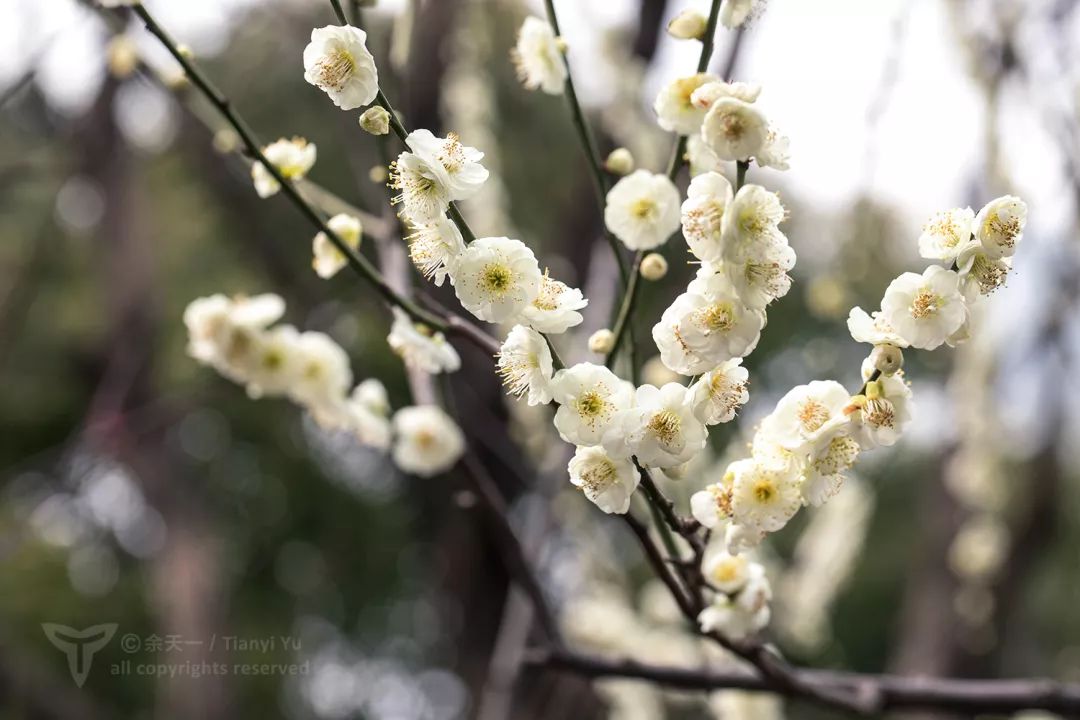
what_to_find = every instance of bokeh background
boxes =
[2,0,1079,718]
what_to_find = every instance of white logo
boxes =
[41,623,118,687]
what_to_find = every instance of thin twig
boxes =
[131,3,505,358]
[603,0,724,371]
[541,0,629,283]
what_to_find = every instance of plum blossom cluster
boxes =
[688,194,1028,640]
[653,174,794,376]
[654,76,789,177]
[183,293,464,477]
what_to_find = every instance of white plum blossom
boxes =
[391,405,466,477]
[686,134,723,176]
[691,80,762,109]
[689,359,749,425]
[286,331,354,415]
[302,25,378,111]
[184,293,285,370]
[701,97,767,162]
[603,383,707,468]
[719,0,760,29]
[244,324,303,399]
[917,207,976,263]
[956,244,1012,297]
[496,325,554,406]
[653,73,718,135]
[389,151,452,225]
[352,378,390,417]
[252,138,316,198]
[449,237,542,323]
[653,274,764,375]
[551,363,635,446]
[721,241,796,310]
[801,434,860,507]
[974,195,1027,258]
[728,457,802,533]
[880,265,967,350]
[756,126,791,171]
[511,17,566,94]
[681,171,734,263]
[343,383,392,450]
[722,183,788,265]
[847,307,910,348]
[703,551,753,594]
[691,477,733,529]
[697,563,771,639]
[518,272,587,334]
[763,380,851,453]
[387,308,461,374]
[849,371,912,449]
[604,170,682,251]
[407,216,466,286]
[312,213,362,279]
[568,446,640,514]
[405,129,489,202]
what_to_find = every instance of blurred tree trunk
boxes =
[74,76,232,720]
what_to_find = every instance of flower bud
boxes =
[588,329,615,354]
[604,147,635,176]
[369,165,389,183]
[176,44,194,60]
[359,106,391,136]
[106,35,138,78]
[870,344,903,376]
[555,37,568,53]
[667,10,708,40]
[212,128,240,155]
[640,253,668,281]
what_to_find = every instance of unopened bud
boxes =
[105,35,139,78]
[870,344,903,376]
[604,147,635,176]
[359,106,391,136]
[212,128,240,154]
[369,165,389,183]
[667,10,708,40]
[161,67,189,91]
[176,44,194,60]
[640,253,668,281]
[588,329,615,354]
[555,37,568,53]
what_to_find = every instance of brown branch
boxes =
[529,647,1080,716]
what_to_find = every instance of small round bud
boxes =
[369,165,389,183]
[212,128,240,155]
[640,253,668,281]
[604,147,635,176]
[870,344,904,376]
[588,329,615,354]
[359,106,391,136]
[161,68,189,91]
[555,37,568,53]
[667,10,708,40]
[176,44,194,60]
[105,35,138,78]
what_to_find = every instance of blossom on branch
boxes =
[252,137,316,198]
[302,25,379,111]
[391,406,466,477]
[604,170,682,251]
[511,17,567,95]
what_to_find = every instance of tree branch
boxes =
[529,647,1080,716]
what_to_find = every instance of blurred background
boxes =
[2,0,1079,718]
